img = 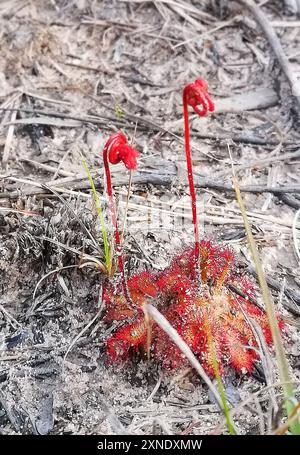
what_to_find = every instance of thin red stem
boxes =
[183,90,200,272]
[103,145,132,304]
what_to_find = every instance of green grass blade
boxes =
[233,175,300,434]
[215,370,236,435]
[81,155,112,274]
[207,327,236,435]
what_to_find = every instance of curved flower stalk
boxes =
[183,79,214,273]
[103,132,139,303]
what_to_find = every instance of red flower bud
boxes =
[105,132,140,170]
[184,79,215,117]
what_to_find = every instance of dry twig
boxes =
[240,0,300,110]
